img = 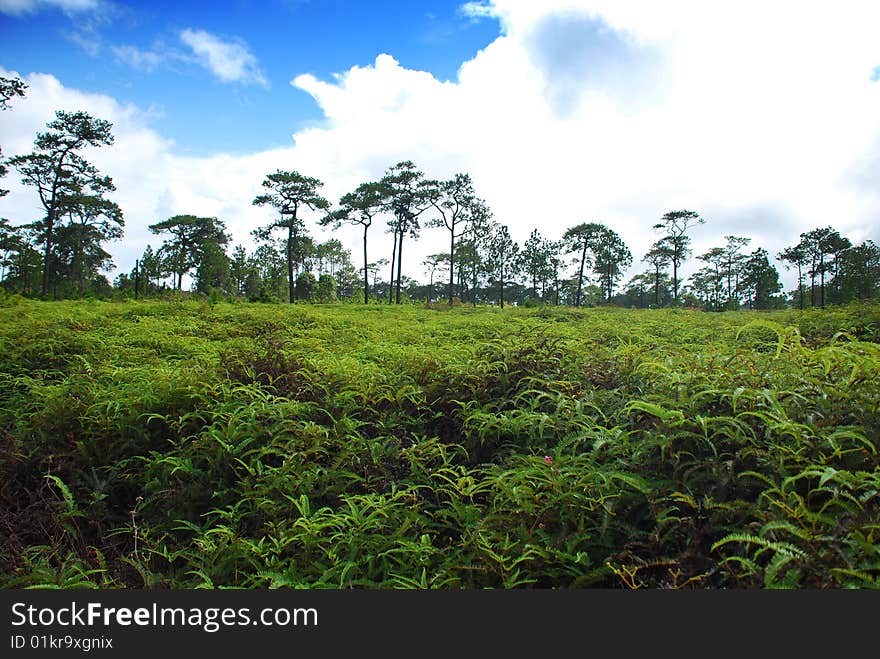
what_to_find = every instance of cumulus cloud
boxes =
[523,11,665,116]
[3,1,880,291]
[280,0,880,285]
[179,28,268,88]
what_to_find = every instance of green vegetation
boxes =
[2,300,878,589]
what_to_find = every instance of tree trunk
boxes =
[21,252,29,293]
[388,229,398,304]
[177,238,185,291]
[41,211,54,298]
[810,255,816,307]
[654,265,660,307]
[457,260,466,304]
[395,229,404,304]
[362,225,369,305]
[472,256,478,308]
[287,225,295,304]
[607,262,613,302]
[797,262,804,310]
[448,228,455,305]
[76,240,85,298]
[576,241,587,307]
[673,251,679,301]
[499,264,504,309]
[727,257,733,302]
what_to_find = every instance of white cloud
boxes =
[3,1,880,293]
[111,44,167,72]
[179,28,268,88]
[3,0,117,56]
[282,0,880,285]
[66,29,102,56]
[459,1,496,20]
[0,0,98,15]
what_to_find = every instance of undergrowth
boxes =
[0,301,877,589]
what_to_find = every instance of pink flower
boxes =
[544,455,553,464]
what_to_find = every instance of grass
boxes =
[1,299,878,588]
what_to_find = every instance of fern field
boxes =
[1,300,878,589]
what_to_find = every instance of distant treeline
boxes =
[2,77,878,309]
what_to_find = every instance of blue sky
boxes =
[1,0,500,154]
[1,1,879,288]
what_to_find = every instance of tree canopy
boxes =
[253,170,329,303]
[9,110,116,297]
